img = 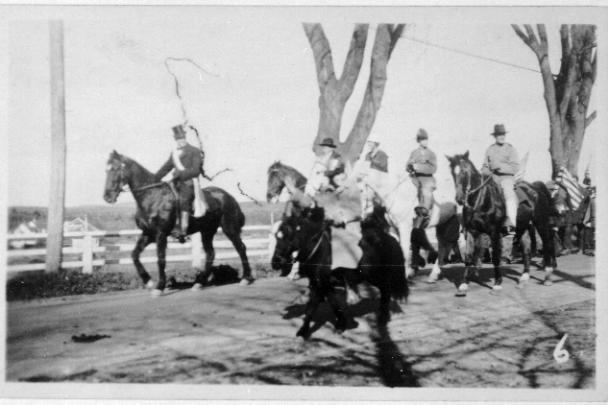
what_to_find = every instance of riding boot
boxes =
[177,211,189,244]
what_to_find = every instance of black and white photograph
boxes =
[0,3,606,402]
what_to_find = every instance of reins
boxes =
[300,228,329,265]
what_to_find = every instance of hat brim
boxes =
[491,132,507,136]
[319,143,337,148]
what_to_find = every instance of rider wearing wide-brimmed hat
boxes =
[481,123,519,235]
[155,125,204,242]
[406,129,437,214]
[307,137,346,193]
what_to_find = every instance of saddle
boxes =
[514,181,537,209]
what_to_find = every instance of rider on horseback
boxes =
[481,124,519,236]
[307,137,346,194]
[155,125,205,243]
[406,129,437,222]
[359,139,388,215]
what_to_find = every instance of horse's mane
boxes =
[112,152,156,182]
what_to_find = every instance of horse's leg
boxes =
[297,286,320,339]
[517,227,531,285]
[192,231,214,290]
[535,221,556,286]
[399,223,414,279]
[491,231,503,290]
[326,287,348,332]
[151,232,168,297]
[456,233,474,297]
[132,233,153,288]
[529,225,538,257]
[428,237,444,283]
[223,226,254,285]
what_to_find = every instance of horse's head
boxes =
[446,151,477,205]
[267,161,285,203]
[271,201,325,276]
[104,150,127,204]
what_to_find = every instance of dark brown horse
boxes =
[271,201,408,339]
[446,152,557,296]
[103,151,253,296]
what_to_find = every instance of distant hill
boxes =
[8,201,284,231]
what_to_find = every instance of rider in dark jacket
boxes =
[155,125,203,242]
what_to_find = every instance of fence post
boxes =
[82,232,94,274]
[191,232,203,269]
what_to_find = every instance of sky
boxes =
[5,7,602,207]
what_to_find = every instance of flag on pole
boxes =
[514,151,529,182]
[555,166,585,210]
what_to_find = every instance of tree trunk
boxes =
[46,20,66,273]
[512,24,596,179]
[304,23,404,162]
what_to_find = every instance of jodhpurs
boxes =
[494,175,517,227]
[411,175,436,210]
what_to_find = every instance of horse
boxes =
[271,201,408,339]
[103,151,254,296]
[446,152,557,296]
[267,161,460,282]
[351,205,409,325]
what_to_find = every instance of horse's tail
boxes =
[391,262,410,302]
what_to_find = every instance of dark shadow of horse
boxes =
[103,151,253,295]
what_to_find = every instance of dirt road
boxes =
[7,254,595,388]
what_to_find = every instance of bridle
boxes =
[109,159,168,195]
[275,218,329,267]
[458,161,492,210]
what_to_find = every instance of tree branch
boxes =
[388,24,405,58]
[303,23,337,92]
[337,24,368,102]
[512,24,540,55]
[585,110,597,128]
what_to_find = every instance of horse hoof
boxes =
[239,278,254,286]
[543,279,553,286]
[405,267,415,280]
[519,273,530,283]
[455,283,468,297]
[145,280,155,290]
[191,283,203,291]
[492,284,503,291]
[150,289,163,297]
[296,328,310,340]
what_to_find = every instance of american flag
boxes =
[556,166,585,210]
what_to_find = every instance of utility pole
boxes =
[46,20,66,273]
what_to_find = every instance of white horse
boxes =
[350,153,458,281]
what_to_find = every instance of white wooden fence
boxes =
[7,225,273,274]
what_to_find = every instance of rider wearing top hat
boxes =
[481,123,519,236]
[155,125,204,242]
[406,129,437,214]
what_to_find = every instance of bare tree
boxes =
[304,23,404,162]
[512,24,596,178]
